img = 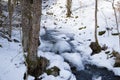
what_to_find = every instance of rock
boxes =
[46,66,60,77]
[13,39,19,43]
[89,42,101,55]
[98,31,106,36]
[112,51,120,67]
[0,44,2,48]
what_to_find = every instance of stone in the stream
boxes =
[46,66,60,77]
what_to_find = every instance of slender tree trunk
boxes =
[0,2,1,16]
[95,0,99,45]
[0,0,2,27]
[112,0,120,47]
[66,0,72,17]
[8,0,14,38]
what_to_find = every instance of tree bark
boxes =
[112,0,120,48]
[66,0,72,17]
[21,0,42,79]
[8,0,14,38]
[0,0,2,16]
[0,0,2,27]
[95,0,99,45]
[21,0,32,52]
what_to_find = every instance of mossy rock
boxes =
[79,26,86,30]
[111,33,120,36]
[26,57,49,78]
[98,31,106,36]
[75,16,78,18]
[46,66,60,77]
[90,42,101,55]
[71,66,77,73]
[46,12,53,15]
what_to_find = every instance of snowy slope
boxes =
[0,0,120,80]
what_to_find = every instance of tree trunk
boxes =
[112,0,120,48]
[21,0,42,79]
[66,0,72,17]
[28,0,41,60]
[0,0,2,27]
[95,0,99,45]
[21,0,32,52]
[8,0,14,38]
[0,0,2,16]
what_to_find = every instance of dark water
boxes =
[73,64,120,80]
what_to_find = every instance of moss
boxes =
[98,31,106,36]
[79,26,86,30]
[46,66,60,77]
[25,56,49,78]
[75,16,78,18]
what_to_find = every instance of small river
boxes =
[73,64,120,80]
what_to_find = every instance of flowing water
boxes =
[73,64,120,80]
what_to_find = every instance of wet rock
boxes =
[24,57,49,80]
[98,31,106,36]
[13,39,19,43]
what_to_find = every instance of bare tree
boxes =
[8,0,15,38]
[112,0,120,47]
[0,0,2,16]
[95,0,99,45]
[21,0,43,79]
[0,0,2,27]
[66,0,72,17]
[90,0,101,55]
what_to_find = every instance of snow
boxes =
[52,40,71,53]
[61,53,84,70]
[0,0,120,80]
[90,51,115,69]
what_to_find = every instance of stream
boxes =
[73,64,120,80]
[41,29,120,80]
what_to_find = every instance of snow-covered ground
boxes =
[0,0,120,80]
